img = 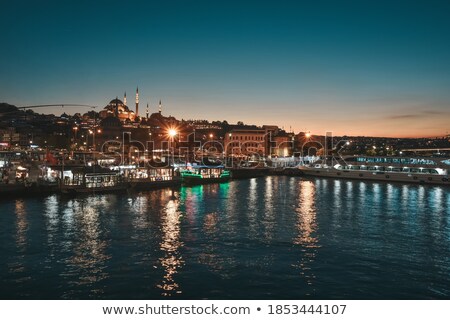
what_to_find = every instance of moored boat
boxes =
[60,166,129,194]
[128,167,181,190]
[180,165,230,185]
[299,156,450,185]
[230,167,270,179]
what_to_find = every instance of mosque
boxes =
[97,87,183,149]
[99,87,173,128]
[99,87,140,122]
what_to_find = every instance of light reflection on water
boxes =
[157,197,183,296]
[198,211,223,274]
[8,200,29,282]
[60,197,112,298]
[247,178,259,239]
[332,180,342,211]
[294,180,319,291]
[0,177,449,299]
[262,176,275,242]
[14,200,28,251]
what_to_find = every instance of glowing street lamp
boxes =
[168,128,178,160]
[168,129,177,138]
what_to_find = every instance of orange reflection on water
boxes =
[247,178,258,239]
[15,200,28,250]
[63,197,111,296]
[294,180,320,288]
[294,181,319,248]
[260,176,276,243]
[157,198,184,296]
[203,212,219,235]
[10,200,29,276]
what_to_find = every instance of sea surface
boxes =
[1,176,449,299]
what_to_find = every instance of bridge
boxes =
[17,104,97,110]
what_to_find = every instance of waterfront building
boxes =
[223,125,293,158]
[271,132,294,157]
[1,131,33,148]
[224,128,267,157]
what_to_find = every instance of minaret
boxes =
[135,86,139,117]
[123,92,127,106]
[115,96,119,117]
[159,100,162,114]
[146,103,149,119]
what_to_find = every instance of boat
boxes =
[298,156,450,185]
[0,182,29,197]
[60,166,129,194]
[180,165,231,185]
[128,166,181,190]
[230,167,270,179]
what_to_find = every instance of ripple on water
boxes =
[0,179,449,299]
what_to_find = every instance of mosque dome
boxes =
[99,94,137,122]
[109,98,124,106]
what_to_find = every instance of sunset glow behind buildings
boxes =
[0,0,449,138]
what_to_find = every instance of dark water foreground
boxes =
[1,176,449,299]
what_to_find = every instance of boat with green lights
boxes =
[180,165,231,185]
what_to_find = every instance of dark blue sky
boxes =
[1,0,449,136]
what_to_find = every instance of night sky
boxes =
[1,0,449,137]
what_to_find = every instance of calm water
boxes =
[1,176,449,299]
